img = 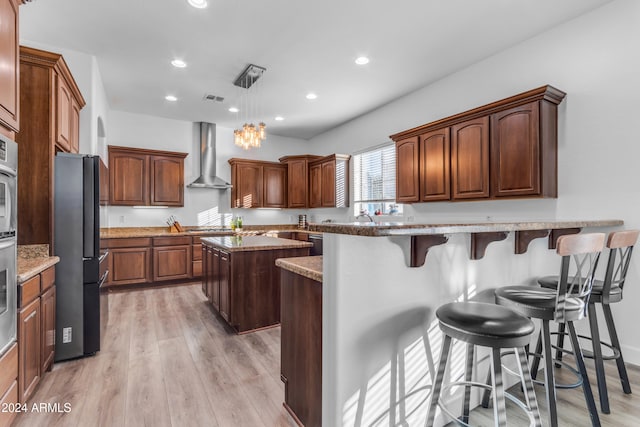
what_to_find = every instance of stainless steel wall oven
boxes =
[0,133,17,357]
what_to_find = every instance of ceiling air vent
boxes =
[203,94,225,103]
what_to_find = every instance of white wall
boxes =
[105,110,313,227]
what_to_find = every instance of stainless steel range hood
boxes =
[187,122,232,189]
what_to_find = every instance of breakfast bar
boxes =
[310,219,623,427]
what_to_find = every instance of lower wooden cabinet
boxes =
[152,245,191,281]
[17,265,56,404]
[280,268,323,427]
[0,343,18,427]
[109,247,152,286]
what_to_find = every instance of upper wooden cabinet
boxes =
[309,154,351,208]
[0,0,20,135]
[391,85,566,203]
[229,158,287,208]
[108,145,187,206]
[16,46,85,249]
[279,155,322,208]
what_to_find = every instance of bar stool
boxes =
[494,232,605,427]
[536,229,639,414]
[425,301,541,427]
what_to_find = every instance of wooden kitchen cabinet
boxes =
[309,154,351,208]
[395,137,420,203]
[18,297,40,404]
[390,85,566,204]
[152,236,192,282]
[229,159,287,208]
[0,343,18,427]
[279,155,322,208]
[0,0,21,136]
[40,285,56,374]
[451,116,490,200]
[108,145,187,207]
[105,238,153,286]
[218,250,230,322]
[17,46,86,250]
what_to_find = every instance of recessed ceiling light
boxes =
[228,107,239,113]
[187,0,207,8]
[171,59,187,68]
[275,116,284,121]
[165,95,178,102]
[306,93,317,100]
[355,56,370,65]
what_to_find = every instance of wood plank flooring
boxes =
[13,285,297,427]
[12,284,640,426]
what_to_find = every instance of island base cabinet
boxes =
[280,269,322,427]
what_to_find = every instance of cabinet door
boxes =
[321,160,336,207]
[211,248,220,310]
[0,0,20,132]
[110,247,151,285]
[70,97,80,153]
[451,116,489,200]
[235,163,262,208]
[19,297,41,403]
[150,156,184,206]
[109,151,149,205]
[263,164,287,208]
[201,245,209,296]
[308,163,322,208]
[286,159,308,208]
[395,137,420,203]
[56,76,72,151]
[153,245,191,281]
[40,286,55,373]
[420,129,451,201]
[491,101,541,197]
[219,251,230,322]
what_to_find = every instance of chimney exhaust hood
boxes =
[187,122,233,189]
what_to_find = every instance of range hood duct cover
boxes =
[188,122,233,189]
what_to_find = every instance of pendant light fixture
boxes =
[232,64,267,150]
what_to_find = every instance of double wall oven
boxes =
[0,133,17,357]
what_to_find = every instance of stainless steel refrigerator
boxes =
[54,153,108,361]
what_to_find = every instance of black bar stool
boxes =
[425,301,541,427]
[536,229,639,414]
[493,232,605,427]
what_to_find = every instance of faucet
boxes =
[356,210,374,222]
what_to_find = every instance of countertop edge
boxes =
[276,256,323,282]
[18,256,60,283]
[201,236,314,252]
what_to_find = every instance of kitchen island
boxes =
[201,236,312,333]
[309,219,622,427]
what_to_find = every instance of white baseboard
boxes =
[621,344,640,367]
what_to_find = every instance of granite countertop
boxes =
[275,256,323,282]
[100,224,303,239]
[201,235,313,252]
[17,244,60,283]
[309,219,624,237]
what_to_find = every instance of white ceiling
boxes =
[20,0,612,140]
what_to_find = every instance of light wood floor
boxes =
[13,284,297,427]
[13,284,640,426]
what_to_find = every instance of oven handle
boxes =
[0,238,16,250]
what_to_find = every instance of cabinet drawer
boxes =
[153,236,191,247]
[192,244,202,260]
[0,380,18,427]
[0,343,17,399]
[41,266,55,292]
[105,238,152,248]
[19,275,40,308]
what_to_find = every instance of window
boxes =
[353,143,402,216]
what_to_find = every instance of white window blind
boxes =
[353,144,396,205]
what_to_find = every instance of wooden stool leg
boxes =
[461,343,474,424]
[567,321,601,427]
[588,303,609,413]
[541,320,559,427]
[426,335,452,427]
[516,346,542,427]
[602,303,632,394]
[490,347,507,427]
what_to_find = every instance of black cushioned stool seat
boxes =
[426,302,541,427]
